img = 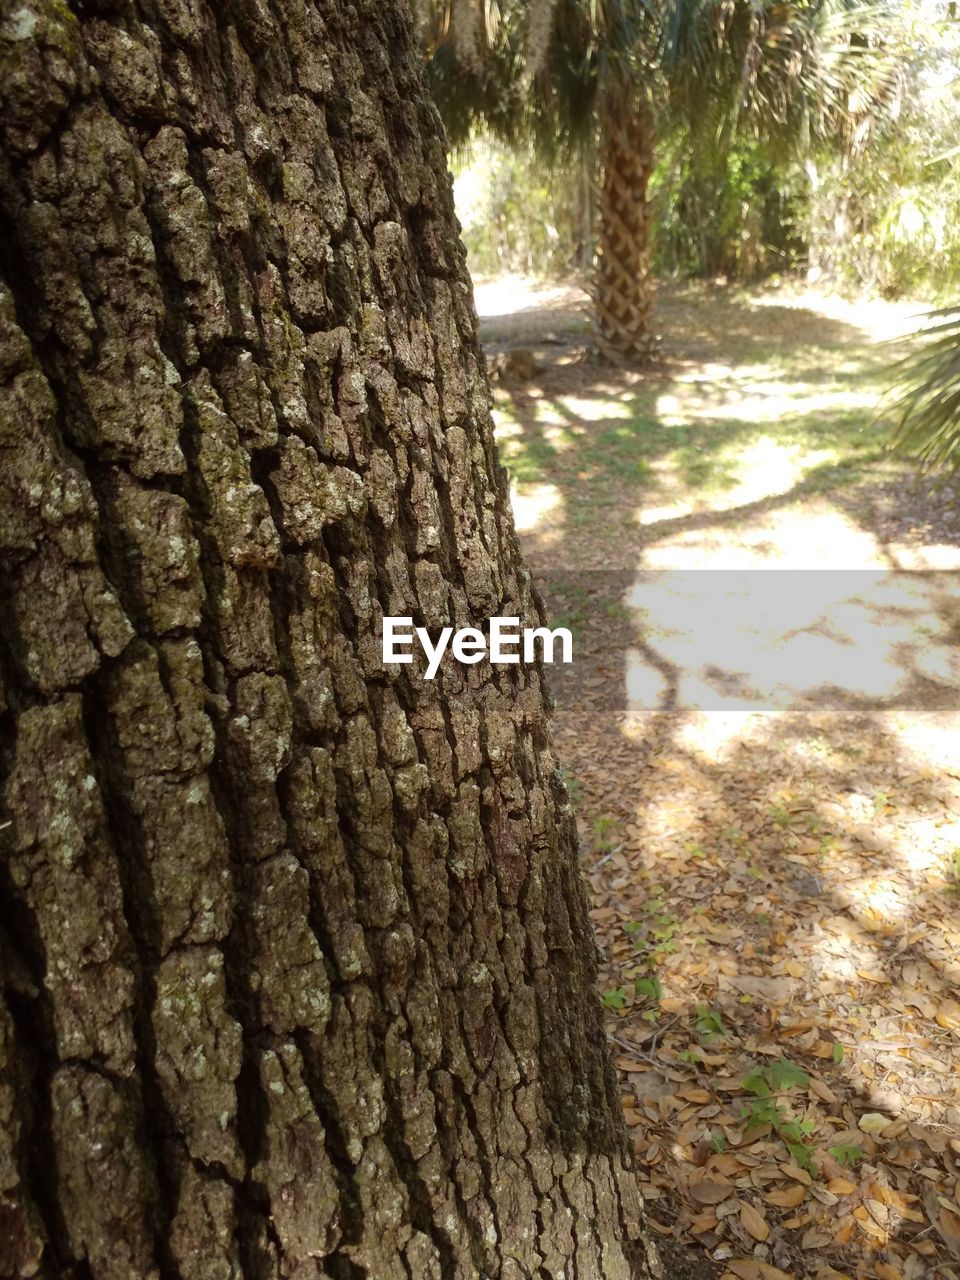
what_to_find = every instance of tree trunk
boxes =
[595,101,657,362]
[0,3,651,1278]
[805,156,852,287]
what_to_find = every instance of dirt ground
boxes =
[479,276,960,1280]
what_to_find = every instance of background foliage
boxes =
[448,0,960,297]
[451,134,593,277]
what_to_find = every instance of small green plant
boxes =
[828,1142,865,1168]
[634,975,663,1001]
[708,1132,728,1154]
[563,773,582,812]
[623,899,679,967]
[694,1006,727,1045]
[545,583,592,649]
[740,1059,815,1167]
[740,1095,784,1135]
[832,1042,845,1065]
[949,847,960,890]
[593,815,620,853]
[743,1059,811,1095]
[602,986,628,1010]
[650,914,679,954]
[780,1119,817,1170]
[603,598,632,622]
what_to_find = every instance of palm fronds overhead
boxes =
[414,0,655,152]
[662,0,903,161]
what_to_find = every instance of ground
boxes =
[478,277,960,1280]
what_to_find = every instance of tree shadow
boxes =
[487,285,901,581]
[833,471,960,563]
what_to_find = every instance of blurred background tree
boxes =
[450,132,594,276]
[416,0,908,358]
[803,9,960,297]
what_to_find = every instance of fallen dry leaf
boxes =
[858,1112,892,1135]
[874,1264,902,1280]
[766,1183,807,1209]
[689,1177,734,1205]
[677,1087,713,1104]
[727,1261,795,1280]
[802,1226,833,1249]
[739,1201,770,1242]
[690,1210,719,1235]
[721,975,798,1002]
[832,1217,856,1246]
[940,1205,960,1248]
[808,1078,838,1105]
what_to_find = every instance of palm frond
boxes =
[888,308,960,473]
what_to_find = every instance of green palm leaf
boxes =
[889,308,960,472]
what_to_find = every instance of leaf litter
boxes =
[573,703,960,1280]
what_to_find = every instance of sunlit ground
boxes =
[480,276,960,1280]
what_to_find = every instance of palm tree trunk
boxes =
[595,100,657,361]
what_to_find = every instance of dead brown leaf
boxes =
[766,1183,807,1209]
[689,1177,734,1205]
[727,1261,795,1280]
[739,1201,770,1242]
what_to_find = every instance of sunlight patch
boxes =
[509,481,561,532]
[726,435,809,498]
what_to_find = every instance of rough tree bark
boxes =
[595,101,657,363]
[0,2,652,1277]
